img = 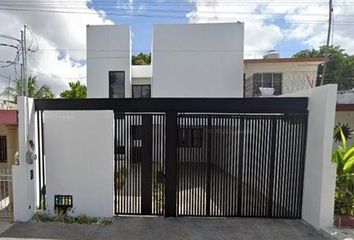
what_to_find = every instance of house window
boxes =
[109,71,125,98]
[0,136,7,163]
[178,128,203,147]
[252,73,282,96]
[132,85,151,98]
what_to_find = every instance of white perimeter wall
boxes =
[44,111,113,218]
[87,25,131,98]
[281,84,337,230]
[13,97,36,221]
[152,23,244,97]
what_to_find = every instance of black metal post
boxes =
[142,115,153,215]
[36,110,42,209]
[165,111,177,217]
[40,110,46,209]
[267,118,277,217]
[206,115,212,216]
[237,115,244,216]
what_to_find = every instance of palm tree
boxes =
[1,75,54,103]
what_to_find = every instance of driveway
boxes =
[0,217,329,240]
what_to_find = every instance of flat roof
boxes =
[0,110,17,125]
[244,57,325,64]
[337,104,354,111]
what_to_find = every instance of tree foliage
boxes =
[293,45,354,90]
[60,81,87,99]
[1,75,54,103]
[132,52,151,65]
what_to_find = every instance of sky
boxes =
[0,0,353,96]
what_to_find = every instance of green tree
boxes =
[60,81,87,99]
[1,75,54,103]
[293,45,354,90]
[132,52,151,65]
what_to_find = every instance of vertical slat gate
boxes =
[176,113,307,218]
[114,113,166,215]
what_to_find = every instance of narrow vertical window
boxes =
[109,71,125,98]
[0,136,7,163]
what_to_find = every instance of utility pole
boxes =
[320,0,333,86]
[20,30,25,96]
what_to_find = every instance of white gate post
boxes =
[12,96,36,221]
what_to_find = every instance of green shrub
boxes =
[32,212,54,222]
[332,123,354,215]
[32,212,106,225]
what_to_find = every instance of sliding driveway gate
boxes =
[35,98,308,218]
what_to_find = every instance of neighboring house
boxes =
[0,107,18,168]
[244,55,325,97]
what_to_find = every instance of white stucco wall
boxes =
[43,111,114,218]
[87,25,131,98]
[281,84,337,230]
[152,23,244,97]
[13,97,36,221]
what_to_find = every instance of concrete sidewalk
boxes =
[0,217,329,240]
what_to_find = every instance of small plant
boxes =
[334,122,353,143]
[332,123,354,215]
[152,163,165,213]
[116,167,128,190]
[32,212,54,222]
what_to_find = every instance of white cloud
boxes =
[186,0,354,57]
[116,0,146,14]
[186,0,285,58]
[0,0,113,96]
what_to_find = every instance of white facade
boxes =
[87,23,244,98]
[152,23,244,97]
[43,111,114,218]
[281,84,338,230]
[132,65,152,85]
[13,97,36,221]
[87,25,131,98]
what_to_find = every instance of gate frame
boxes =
[34,97,308,217]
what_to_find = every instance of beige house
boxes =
[0,110,18,169]
[244,57,325,97]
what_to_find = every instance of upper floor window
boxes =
[0,136,7,163]
[109,71,125,98]
[132,85,151,98]
[252,73,282,97]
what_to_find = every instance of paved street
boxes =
[0,217,329,240]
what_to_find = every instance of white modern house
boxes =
[11,23,337,239]
[87,23,245,98]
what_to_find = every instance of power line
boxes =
[320,0,333,86]
[0,7,354,25]
[0,1,350,5]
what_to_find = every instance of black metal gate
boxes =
[114,113,166,215]
[176,113,307,218]
[35,98,308,219]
